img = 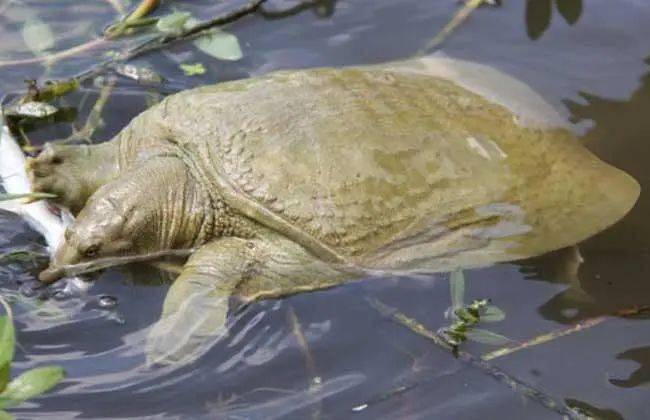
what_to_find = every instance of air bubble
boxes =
[97,295,118,309]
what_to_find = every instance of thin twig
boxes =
[0,38,107,68]
[112,0,268,64]
[483,317,606,361]
[41,248,196,283]
[0,0,160,68]
[482,304,650,361]
[58,79,116,144]
[288,306,322,420]
[417,0,486,55]
[0,0,267,71]
[367,298,586,419]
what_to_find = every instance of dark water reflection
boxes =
[1,0,650,419]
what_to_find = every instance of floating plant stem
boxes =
[482,316,607,361]
[418,0,487,55]
[367,298,586,419]
[483,304,650,361]
[0,193,57,202]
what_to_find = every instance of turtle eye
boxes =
[83,244,100,258]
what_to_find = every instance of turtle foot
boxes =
[26,143,95,213]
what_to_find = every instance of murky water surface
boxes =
[1,0,650,418]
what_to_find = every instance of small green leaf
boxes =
[455,308,479,324]
[450,270,465,312]
[156,11,191,35]
[526,0,552,40]
[482,305,506,322]
[466,328,511,345]
[0,366,65,408]
[0,410,13,420]
[179,63,206,76]
[194,29,243,61]
[555,0,582,25]
[0,316,15,392]
[22,19,55,54]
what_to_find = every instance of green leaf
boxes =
[0,410,13,420]
[555,0,582,25]
[526,0,552,40]
[156,11,191,35]
[194,29,243,61]
[180,63,206,76]
[0,316,15,392]
[449,270,465,312]
[482,305,506,322]
[0,366,65,409]
[22,19,55,54]
[466,328,511,345]
[0,193,57,202]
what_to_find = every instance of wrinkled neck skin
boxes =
[119,156,216,253]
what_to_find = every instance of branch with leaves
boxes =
[367,297,586,419]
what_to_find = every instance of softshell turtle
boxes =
[27,57,639,363]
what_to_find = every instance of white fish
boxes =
[0,118,90,293]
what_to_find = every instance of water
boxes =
[1,0,650,418]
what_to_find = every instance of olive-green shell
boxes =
[137,58,640,272]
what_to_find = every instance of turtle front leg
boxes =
[26,141,120,213]
[145,238,254,366]
[146,234,353,366]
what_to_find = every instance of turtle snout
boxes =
[39,243,81,284]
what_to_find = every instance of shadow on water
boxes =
[1,0,650,419]
[520,57,650,323]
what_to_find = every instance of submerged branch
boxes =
[288,307,322,420]
[58,79,116,144]
[367,298,586,419]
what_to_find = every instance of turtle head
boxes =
[39,191,133,283]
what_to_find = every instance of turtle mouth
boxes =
[39,266,66,283]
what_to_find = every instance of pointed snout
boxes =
[38,242,81,283]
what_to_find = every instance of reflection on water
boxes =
[1,0,650,419]
[609,346,650,389]
[525,0,584,40]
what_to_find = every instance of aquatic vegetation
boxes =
[439,270,510,350]
[179,63,207,76]
[0,299,65,420]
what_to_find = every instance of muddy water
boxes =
[1,0,650,418]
